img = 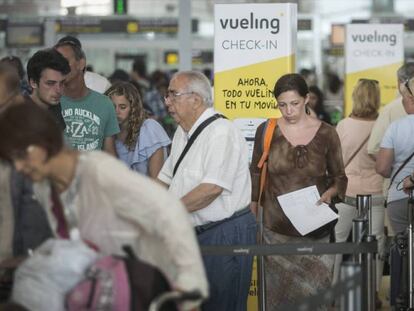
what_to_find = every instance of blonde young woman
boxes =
[105,82,170,178]
[250,73,347,309]
[334,79,384,303]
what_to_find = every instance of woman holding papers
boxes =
[335,79,384,306]
[250,73,347,309]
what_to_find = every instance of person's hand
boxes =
[316,189,335,205]
[403,175,414,194]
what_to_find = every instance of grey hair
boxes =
[173,70,213,107]
[54,41,86,61]
[397,62,414,82]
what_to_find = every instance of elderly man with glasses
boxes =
[157,70,256,311]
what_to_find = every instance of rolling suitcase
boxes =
[389,190,414,309]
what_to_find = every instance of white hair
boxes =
[173,70,213,107]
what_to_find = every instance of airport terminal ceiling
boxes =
[0,0,414,78]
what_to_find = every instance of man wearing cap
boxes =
[54,40,119,155]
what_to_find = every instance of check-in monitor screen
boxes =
[6,23,44,48]
[331,24,345,46]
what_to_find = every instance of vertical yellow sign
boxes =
[214,4,297,311]
[345,24,404,116]
[214,3,297,120]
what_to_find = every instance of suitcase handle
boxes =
[149,290,203,311]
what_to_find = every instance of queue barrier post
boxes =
[408,189,414,308]
[352,218,367,263]
[355,194,375,311]
[363,234,377,311]
[340,261,362,311]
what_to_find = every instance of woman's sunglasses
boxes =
[404,78,414,97]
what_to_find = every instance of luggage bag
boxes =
[389,190,414,309]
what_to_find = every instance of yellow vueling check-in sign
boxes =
[214,4,297,311]
[345,24,404,116]
[214,3,297,120]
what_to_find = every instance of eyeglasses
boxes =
[404,78,414,97]
[164,90,194,102]
[358,78,379,84]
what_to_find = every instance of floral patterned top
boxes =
[251,121,347,236]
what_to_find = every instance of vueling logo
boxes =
[219,12,280,34]
[351,31,397,46]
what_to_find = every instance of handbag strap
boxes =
[344,134,370,168]
[172,113,223,177]
[50,186,70,239]
[257,118,277,204]
[389,149,414,188]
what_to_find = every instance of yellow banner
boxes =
[344,61,403,116]
[247,257,259,309]
[214,54,295,120]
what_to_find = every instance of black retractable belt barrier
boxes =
[200,241,376,311]
[200,241,377,257]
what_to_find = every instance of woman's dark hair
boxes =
[327,72,342,94]
[273,73,309,98]
[27,48,70,84]
[109,69,130,84]
[309,85,332,124]
[0,103,63,160]
[308,86,324,112]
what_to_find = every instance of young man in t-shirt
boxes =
[54,41,119,155]
[27,48,71,131]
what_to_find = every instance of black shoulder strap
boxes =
[389,149,414,188]
[172,113,222,177]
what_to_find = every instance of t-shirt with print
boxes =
[61,90,119,150]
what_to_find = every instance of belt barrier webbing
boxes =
[200,241,377,256]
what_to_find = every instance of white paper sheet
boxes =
[276,185,339,236]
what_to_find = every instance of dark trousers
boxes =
[197,210,257,311]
